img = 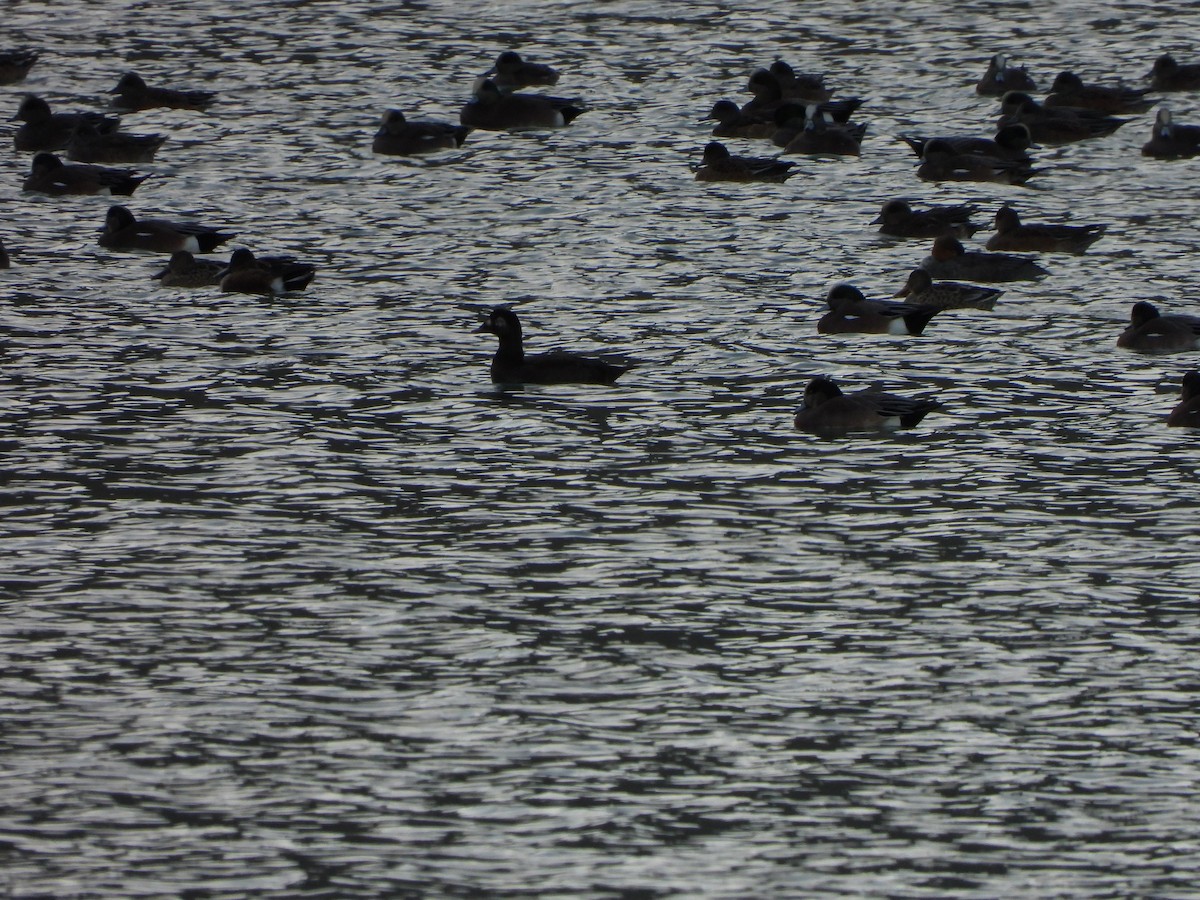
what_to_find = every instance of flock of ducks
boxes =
[3,46,1200,431]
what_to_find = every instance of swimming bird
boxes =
[151,250,226,287]
[11,94,120,152]
[704,100,778,140]
[1167,371,1200,427]
[0,236,9,269]
[476,306,630,386]
[916,139,1035,184]
[65,121,165,164]
[921,235,1049,282]
[0,48,39,84]
[694,141,796,182]
[998,91,1127,144]
[781,107,863,156]
[768,59,833,103]
[23,151,151,196]
[1149,54,1200,92]
[794,376,942,432]
[872,200,981,239]
[1045,71,1154,114]
[899,123,1034,164]
[976,53,1037,96]
[817,283,942,335]
[985,205,1106,253]
[98,205,236,254]
[1142,108,1200,159]
[372,109,470,155]
[1117,301,1200,353]
[460,78,583,130]
[218,247,316,296]
[891,268,1003,310]
[486,50,560,92]
[108,71,216,112]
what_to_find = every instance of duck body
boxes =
[23,151,151,196]
[476,307,629,386]
[1117,301,1200,353]
[66,122,165,164]
[218,247,316,296]
[892,268,1002,310]
[1150,54,1200,92]
[817,283,941,335]
[1045,71,1154,114]
[99,205,236,254]
[488,51,560,92]
[11,95,120,151]
[0,48,39,84]
[794,376,942,432]
[977,53,1037,96]
[152,250,225,287]
[372,109,470,155]
[1168,371,1200,427]
[921,235,1049,282]
[695,141,795,182]
[998,91,1127,144]
[985,205,1106,253]
[900,123,1033,164]
[916,139,1035,184]
[873,200,981,239]
[1142,108,1200,159]
[460,79,583,130]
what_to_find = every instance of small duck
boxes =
[985,205,1106,254]
[976,53,1037,96]
[486,50,560,92]
[98,205,236,254]
[794,376,942,433]
[0,48,39,84]
[1167,371,1200,427]
[781,107,863,156]
[11,94,120,152]
[704,100,778,140]
[817,283,942,335]
[476,306,630,386]
[740,69,793,116]
[872,199,981,240]
[899,123,1034,164]
[460,78,584,131]
[921,235,1049,282]
[768,60,833,103]
[1149,54,1200,92]
[0,236,9,269]
[219,247,316,296]
[152,250,225,288]
[108,71,216,112]
[916,139,1035,184]
[1045,71,1154,114]
[998,91,1127,144]
[1117,301,1200,353]
[694,141,796,182]
[372,109,470,155]
[1142,108,1200,159]
[65,121,165,164]
[23,151,151,196]
[892,268,1003,311]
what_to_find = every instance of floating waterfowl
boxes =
[98,205,236,254]
[1117,301,1200,353]
[694,140,796,182]
[794,376,942,432]
[372,109,470,155]
[817,283,942,335]
[476,306,630,386]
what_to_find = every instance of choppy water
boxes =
[4,1,1200,897]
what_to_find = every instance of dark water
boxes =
[4,1,1200,897]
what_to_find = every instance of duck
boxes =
[921,235,1048,282]
[1149,54,1200,92]
[1044,71,1154,114]
[985,205,1106,253]
[891,268,1003,310]
[0,48,38,84]
[1167,371,1200,427]
[703,100,778,140]
[0,236,9,269]
[694,141,796,182]
[11,94,120,152]
[916,139,1035,184]
[1117,301,1200,353]
[899,123,1034,164]
[872,199,981,240]
[781,107,863,156]
[486,50,560,92]
[976,53,1037,96]
[768,59,833,103]
[218,247,316,296]
[108,71,216,112]
[1142,108,1200,159]
[65,121,165,164]
[151,250,225,288]
[817,283,942,335]
[460,78,584,130]
[98,205,236,254]
[23,151,151,196]
[476,306,630,386]
[998,91,1127,144]
[372,109,470,155]
[771,100,867,148]
[794,376,942,432]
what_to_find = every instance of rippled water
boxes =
[4,1,1200,897]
